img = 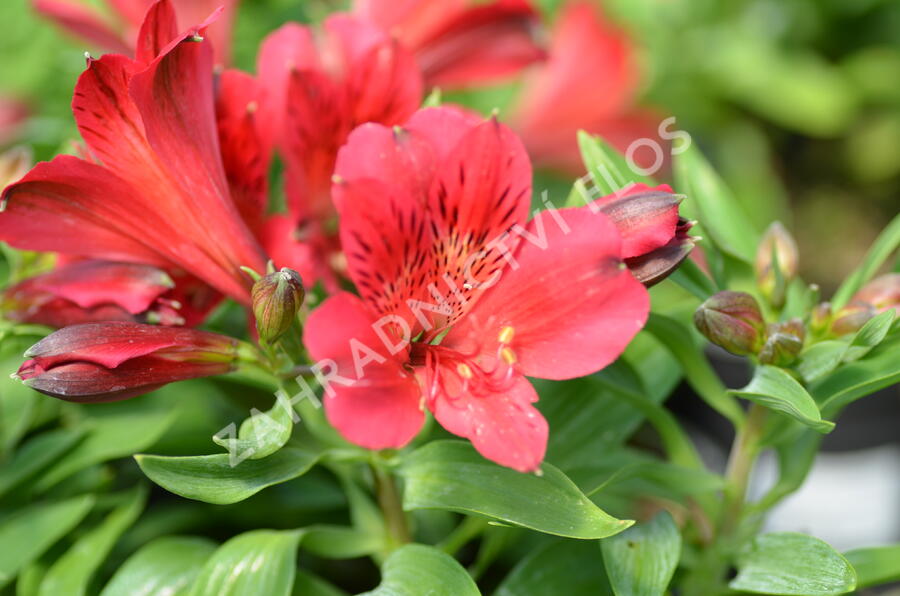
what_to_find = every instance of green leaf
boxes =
[495,539,612,596]
[189,530,302,596]
[0,428,84,498]
[796,341,849,384]
[730,532,856,595]
[667,258,718,300]
[35,398,176,491]
[844,545,900,589]
[38,487,146,596]
[213,398,294,462]
[645,314,744,426]
[401,441,633,539]
[843,309,895,362]
[0,495,95,588]
[292,569,347,596]
[814,333,900,417]
[673,144,758,262]
[601,511,681,596]
[831,213,900,310]
[729,365,834,433]
[360,544,480,596]
[136,447,319,505]
[301,525,383,559]
[567,132,653,205]
[101,536,217,596]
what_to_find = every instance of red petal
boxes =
[304,292,424,449]
[590,183,680,259]
[216,69,269,231]
[135,0,178,64]
[170,0,239,65]
[445,207,649,380]
[32,0,131,53]
[412,0,544,88]
[430,371,547,472]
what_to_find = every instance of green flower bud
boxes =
[759,318,805,366]
[755,222,798,308]
[694,291,766,356]
[251,268,305,344]
[830,300,875,337]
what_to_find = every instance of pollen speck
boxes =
[500,347,517,365]
[457,363,473,379]
[498,326,515,344]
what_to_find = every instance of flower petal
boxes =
[304,292,424,449]
[446,206,649,380]
[135,0,178,64]
[430,371,547,472]
[32,0,131,54]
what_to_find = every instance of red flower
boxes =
[512,2,663,175]
[32,0,238,65]
[255,15,424,288]
[0,1,267,305]
[15,322,244,402]
[303,107,650,472]
[2,260,182,327]
[353,0,545,88]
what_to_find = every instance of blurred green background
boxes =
[1,0,898,291]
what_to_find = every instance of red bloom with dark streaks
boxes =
[304,107,650,472]
[15,322,244,402]
[0,0,268,306]
[353,0,545,88]
[32,0,238,65]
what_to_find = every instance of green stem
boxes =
[720,403,768,539]
[439,516,489,556]
[372,465,410,550]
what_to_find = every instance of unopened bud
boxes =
[694,291,766,356]
[852,273,900,315]
[759,318,805,366]
[830,300,875,336]
[755,222,798,308]
[626,218,696,287]
[809,302,833,335]
[251,268,305,344]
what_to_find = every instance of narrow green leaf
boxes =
[39,487,147,596]
[496,540,612,596]
[673,144,758,262]
[730,532,856,595]
[0,495,95,588]
[136,447,319,505]
[292,569,347,596]
[796,341,849,384]
[831,213,900,310]
[35,399,176,491]
[0,428,84,498]
[213,399,294,461]
[189,530,302,596]
[360,544,480,596]
[844,545,900,589]
[667,258,718,300]
[568,131,653,205]
[729,365,834,433]
[301,525,383,559]
[843,310,895,362]
[645,314,744,426]
[814,332,900,417]
[401,441,633,539]
[101,536,216,596]
[601,511,681,596]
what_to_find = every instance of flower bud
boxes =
[809,302,832,335]
[625,218,695,287]
[251,267,305,344]
[830,300,876,336]
[759,318,805,366]
[694,291,766,356]
[14,322,244,402]
[755,222,798,308]
[852,273,899,315]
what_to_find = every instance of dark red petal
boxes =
[304,292,424,449]
[32,0,131,53]
[591,184,680,259]
[430,371,546,472]
[445,206,649,380]
[135,0,178,64]
[24,321,237,370]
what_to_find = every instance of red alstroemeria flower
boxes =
[2,260,183,327]
[32,0,237,65]
[353,0,545,89]
[256,15,424,286]
[512,2,663,175]
[15,322,245,402]
[303,107,650,472]
[0,1,267,306]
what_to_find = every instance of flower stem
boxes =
[372,465,411,550]
[439,516,488,556]
[721,402,768,539]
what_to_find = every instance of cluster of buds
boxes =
[811,274,900,338]
[694,291,804,365]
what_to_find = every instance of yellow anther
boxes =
[500,347,517,365]
[498,326,515,345]
[457,363,474,379]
